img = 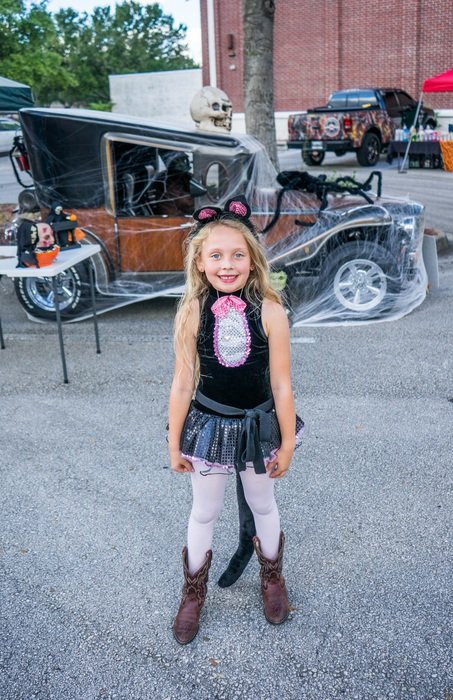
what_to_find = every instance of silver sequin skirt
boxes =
[180,404,304,475]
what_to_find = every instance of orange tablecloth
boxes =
[440,141,453,171]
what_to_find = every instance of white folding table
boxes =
[0,244,101,383]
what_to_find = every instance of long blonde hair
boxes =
[174,218,281,377]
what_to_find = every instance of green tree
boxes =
[0,0,197,107]
[53,1,197,106]
[0,0,77,103]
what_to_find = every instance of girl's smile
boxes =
[197,225,253,293]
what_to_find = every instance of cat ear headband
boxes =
[191,195,257,238]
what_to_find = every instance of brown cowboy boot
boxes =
[172,547,212,644]
[253,531,290,625]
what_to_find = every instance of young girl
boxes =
[168,196,303,645]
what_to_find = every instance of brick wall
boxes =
[201,0,453,112]
[200,0,245,112]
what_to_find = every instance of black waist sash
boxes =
[195,389,274,473]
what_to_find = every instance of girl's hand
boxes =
[169,449,194,473]
[267,447,294,479]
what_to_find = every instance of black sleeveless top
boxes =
[195,289,272,410]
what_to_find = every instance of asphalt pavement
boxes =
[0,232,452,697]
[1,149,452,698]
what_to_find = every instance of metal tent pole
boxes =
[399,94,424,173]
[52,276,69,384]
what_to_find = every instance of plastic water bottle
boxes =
[402,126,410,141]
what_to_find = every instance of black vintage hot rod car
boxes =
[3,107,426,324]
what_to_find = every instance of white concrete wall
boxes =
[436,109,453,134]
[109,69,202,121]
[109,69,296,142]
[232,111,299,144]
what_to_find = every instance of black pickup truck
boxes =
[288,88,437,166]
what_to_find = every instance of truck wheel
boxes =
[319,241,400,318]
[423,118,436,130]
[356,133,381,166]
[14,261,92,321]
[302,146,325,166]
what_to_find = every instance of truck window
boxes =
[357,90,378,107]
[327,91,349,109]
[327,90,378,109]
[395,91,418,128]
[346,93,361,108]
[383,91,400,118]
[396,91,416,109]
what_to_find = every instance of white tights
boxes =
[187,460,281,574]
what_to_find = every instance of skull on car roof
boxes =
[190,86,232,133]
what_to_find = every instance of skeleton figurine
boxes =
[190,86,233,133]
[46,203,80,248]
[16,220,59,268]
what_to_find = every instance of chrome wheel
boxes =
[15,262,91,320]
[319,241,400,319]
[333,258,387,311]
[27,271,80,312]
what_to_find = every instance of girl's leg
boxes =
[239,468,280,560]
[187,460,228,573]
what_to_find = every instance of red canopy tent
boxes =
[422,68,453,93]
[399,68,453,171]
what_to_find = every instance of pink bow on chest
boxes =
[211,295,246,318]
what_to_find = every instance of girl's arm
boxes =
[263,299,296,479]
[168,300,199,473]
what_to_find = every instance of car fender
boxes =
[267,205,393,267]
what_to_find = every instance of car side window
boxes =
[204,162,229,202]
[104,139,206,218]
[0,119,19,132]
[358,90,378,107]
[150,150,198,216]
[347,93,361,108]
[383,91,400,117]
[112,143,160,217]
[328,91,349,109]
[396,91,415,108]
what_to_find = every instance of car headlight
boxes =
[394,215,422,246]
